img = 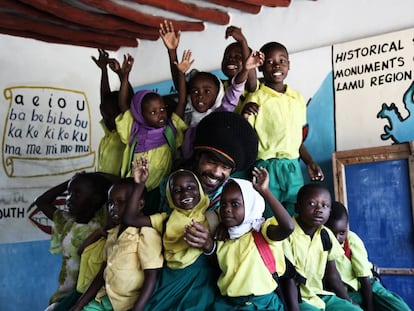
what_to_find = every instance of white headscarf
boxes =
[188,75,225,126]
[225,178,265,239]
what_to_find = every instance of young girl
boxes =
[207,167,294,310]
[34,172,113,310]
[115,52,190,214]
[325,201,411,311]
[70,164,163,311]
[125,163,218,310]
[159,20,264,160]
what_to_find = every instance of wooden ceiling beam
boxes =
[235,0,291,7]
[15,0,159,36]
[203,0,261,14]
[125,0,230,25]
[0,0,158,41]
[75,0,205,32]
[0,12,138,48]
[0,26,121,50]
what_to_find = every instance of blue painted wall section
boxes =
[0,240,60,310]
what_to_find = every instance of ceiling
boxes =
[0,0,314,51]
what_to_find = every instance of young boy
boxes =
[70,168,163,311]
[92,49,132,176]
[282,183,362,311]
[325,201,411,311]
[241,41,324,217]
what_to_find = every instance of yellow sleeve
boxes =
[115,110,133,144]
[171,113,188,148]
[139,227,164,269]
[149,212,169,234]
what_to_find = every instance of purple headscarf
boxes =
[129,90,168,153]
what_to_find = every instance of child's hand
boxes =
[184,220,212,251]
[175,49,194,74]
[159,20,180,50]
[244,50,264,71]
[108,58,121,74]
[119,53,134,79]
[252,167,269,194]
[91,49,109,70]
[241,102,259,119]
[214,223,229,241]
[225,25,246,43]
[307,162,324,181]
[132,156,149,185]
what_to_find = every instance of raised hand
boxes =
[118,53,134,79]
[252,166,269,194]
[91,49,109,69]
[159,20,180,50]
[175,49,194,74]
[225,25,246,43]
[132,156,149,185]
[108,58,121,74]
[245,50,264,71]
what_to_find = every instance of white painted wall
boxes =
[117,0,414,86]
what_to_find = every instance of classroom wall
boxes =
[1,0,414,309]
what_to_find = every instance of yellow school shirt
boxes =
[116,110,187,190]
[76,237,106,293]
[97,120,125,176]
[282,218,344,309]
[244,84,306,160]
[335,231,373,291]
[96,226,163,311]
[216,217,286,297]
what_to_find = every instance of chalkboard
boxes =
[332,142,414,308]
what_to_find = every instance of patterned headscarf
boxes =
[224,178,265,239]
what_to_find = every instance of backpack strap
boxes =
[343,238,352,259]
[252,230,276,274]
[252,230,288,308]
[321,228,332,251]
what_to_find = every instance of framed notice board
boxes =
[332,142,414,307]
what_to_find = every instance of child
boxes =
[205,167,294,310]
[325,201,411,311]
[159,20,264,160]
[34,172,112,310]
[241,41,324,217]
[221,25,259,113]
[115,51,190,214]
[282,183,363,311]
[70,164,164,311]
[126,165,218,311]
[92,49,131,176]
[51,225,109,311]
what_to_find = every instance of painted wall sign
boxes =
[2,86,95,177]
[332,28,414,150]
